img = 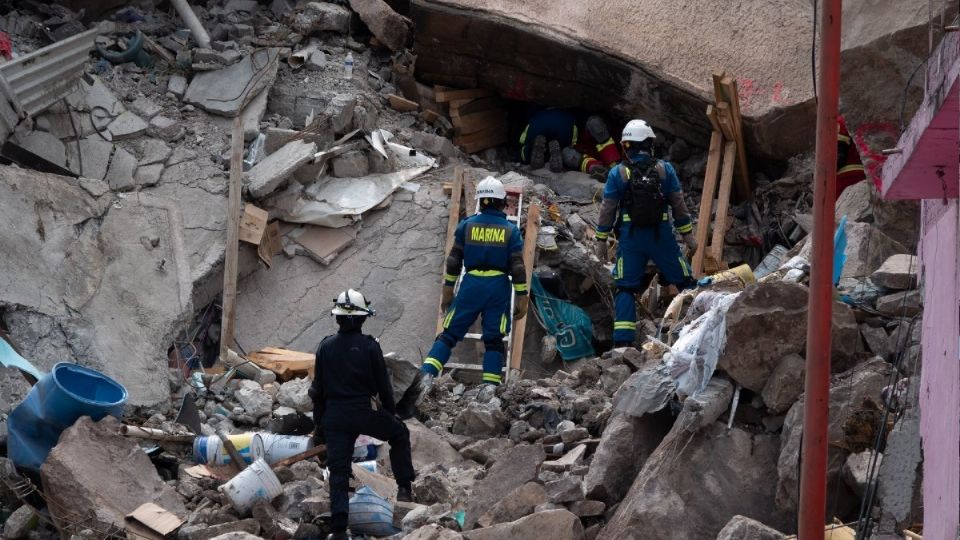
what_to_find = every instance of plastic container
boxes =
[348,485,397,536]
[8,362,127,471]
[356,460,378,473]
[219,458,282,514]
[194,433,264,466]
[344,52,354,79]
[255,433,312,464]
[243,132,266,170]
[753,245,789,280]
[697,264,756,287]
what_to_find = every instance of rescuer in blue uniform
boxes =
[595,119,698,346]
[419,177,528,388]
[519,109,579,172]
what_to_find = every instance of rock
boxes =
[464,509,583,540]
[406,524,464,540]
[411,132,458,158]
[184,519,260,540]
[464,444,545,529]
[291,2,352,34]
[843,450,880,497]
[184,49,281,117]
[476,482,548,528]
[0,368,31,445]
[348,0,412,51]
[278,478,325,521]
[194,48,243,67]
[168,75,188,98]
[459,438,515,465]
[760,354,805,414]
[407,419,465,469]
[715,515,786,540]
[839,221,908,282]
[835,180,874,223]
[148,116,185,143]
[872,198,919,248]
[413,472,455,505]
[583,410,673,503]
[68,138,113,180]
[13,130,66,167]
[129,97,162,119]
[104,147,139,191]
[568,500,605,518]
[108,111,148,140]
[600,423,789,539]
[251,501,298,538]
[384,353,421,403]
[545,476,583,503]
[135,164,164,187]
[246,140,317,199]
[277,377,312,412]
[3,505,37,539]
[208,533,263,540]
[719,281,859,392]
[452,402,508,437]
[860,324,891,360]
[875,290,923,317]
[870,254,918,290]
[402,503,452,532]
[40,417,186,534]
[600,364,631,396]
[547,171,603,201]
[325,94,357,134]
[332,150,370,178]
[560,427,589,445]
[290,460,323,481]
[137,138,172,165]
[235,380,274,417]
[777,358,893,515]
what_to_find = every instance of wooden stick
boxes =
[720,76,752,201]
[510,203,541,370]
[706,104,722,133]
[716,103,736,141]
[436,168,464,334]
[711,71,726,105]
[692,129,723,276]
[217,430,246,473]
[120,425,195,443]
[710,141,737,264]
[220,117,244,360]
[271,445,327,469]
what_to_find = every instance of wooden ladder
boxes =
[691,71,753,277]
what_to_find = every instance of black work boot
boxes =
[548,140,563,172]
[529,135,547,169]
[326,532,351,540]
[397,484,413,503]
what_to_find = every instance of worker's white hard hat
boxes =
[621,119,656,144]
[331,289,375,316]
[476,176,507,200]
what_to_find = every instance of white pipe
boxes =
[170,0,211,49]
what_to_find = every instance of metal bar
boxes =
[798,0,842,537]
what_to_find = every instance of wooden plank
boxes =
[464,178,478,214]
[712,71,726,105]
[257,347,315,361]
[258,220,281,268]
[450,97,502,118]
[710,141,737,264]
[219,116,244,360]
[452,109,507,135]
[293,225,356,266]
[454,126,508,153]
[510,203,540,371]
[720,76,752,201]
[437,168,464,334]
[715,102,736,141]
[387,94,419,112]
[692,129,723,276]
[448,98,473,111]
[435,87,493,103]
[706,104,722,133]
[246,350,314,381]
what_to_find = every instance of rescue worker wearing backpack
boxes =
[594,119,698,346]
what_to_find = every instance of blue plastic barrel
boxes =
[348,485,398,536]
[7,362,127,471]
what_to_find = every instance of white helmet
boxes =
[331,289,374,316]
[476,176,506,200]
[621,119,655,144]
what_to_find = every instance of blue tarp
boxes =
[0,337,42,381]
[833,215,848,286]
[349,485,398,536]
[531,275,595,362]
[8,362,126,471]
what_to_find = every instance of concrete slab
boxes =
[68,138,114,180]
[184,48,281,117]
[136,138,172,166]
[148,116,186,143]
[108,111,149,140]
[105,147,138,190]
[211,86,269,141]
[245,139,317,199]
[129,97,163,119]
[135,164,164,187]
[168,75,188,98]
[13,130,66,168]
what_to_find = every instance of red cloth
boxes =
[0,32,12,60]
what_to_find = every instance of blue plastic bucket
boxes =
[348,485,397,536]
[8,362,127,471]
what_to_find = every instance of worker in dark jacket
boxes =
[310,289,414,540]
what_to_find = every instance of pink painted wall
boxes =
[918,198,960,538]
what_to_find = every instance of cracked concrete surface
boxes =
[235,180,448,361]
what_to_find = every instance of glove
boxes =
[440,285,454,312]
[311,425,325,446]
[683,233,698,252]
[513,295,529,321]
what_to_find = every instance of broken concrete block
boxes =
[65,138,113,180]
[544,476,583,503]
[276,377,312,413]
[185,49,281,117]
[2,505,37,539]
[760,353,805,414]
[136,138,172,166]
[168,75,188,99]
[332,150,370,178]
[108,111,149,140]
[477,482,547,528]
[405,524,463,540]
[843,450,880,497]
[148,116,186,143]
[860,324,891,361]
[840,221,908,282]
[105,147,139,191]
[568,499,605,518]
[135,164,164,187]
[835,180,874,223]
[41,417,186,534]
[348,0,411,51]
[463,509,583,540]
[411,131,457,158]
[583,411,670,504]
[406,419,464,470]
[325,94,356,134]
[875,290,922,317]
[452,401,507,437]
[0,367,30,447]
[412,472,455,505]
[213,87,269,141]
[716,515,786,540]
[67,75,126,116]
[235,380,274,417]
[129,96,162,119]
[600,364,630,396]
[460,438,515,465]
[194,47,243,68]
[291,2,352,34]
[245,139,317,199]
[79,177,111,197]
[464,444,545,529]
[870,254,918,290]
[14,130,66,168]
[183,519,261,540]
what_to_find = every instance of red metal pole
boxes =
[799,0,842,537]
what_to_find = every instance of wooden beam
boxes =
[452,109,507,135]
[387,94,419,112]
[453,125,508,153]
[716,102,736,141]
[692,129,723,276]
[712,71,726,104]
[510,203,540,371]
[450,97,502,118]
[437,168,464,334]
[706,104,722,133]
[710,141,737,264]
[219,116,244,360]
[720,76,752,201]
[435,87,493,102]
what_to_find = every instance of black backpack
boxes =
[622,160,667,229]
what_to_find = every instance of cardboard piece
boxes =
[258,220,282,267]
[125,503,184,539]
[292,225,357,266]
[239,204,268,245]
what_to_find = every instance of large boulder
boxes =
[760,354,805,414]
[839,221,908,282]
[464,444,545,529]
[835,180,874,223]
[870,254,918,290]
[384,353,422,403]
[716,515,786,540]
[875,290,923,317]
[476,482,548,528]
[407,420,465,470]
[776,358,893,515]
[583,410,672,503]
[41,416,186,534]
[349,0,412,51]
[452,402,508,437]
[460,438,515,466]
[719,282,859,392]
[463,509,584,540]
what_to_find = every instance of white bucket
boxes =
[255,433,313,464]
[218,458,283,514]
[193,434,265,466]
